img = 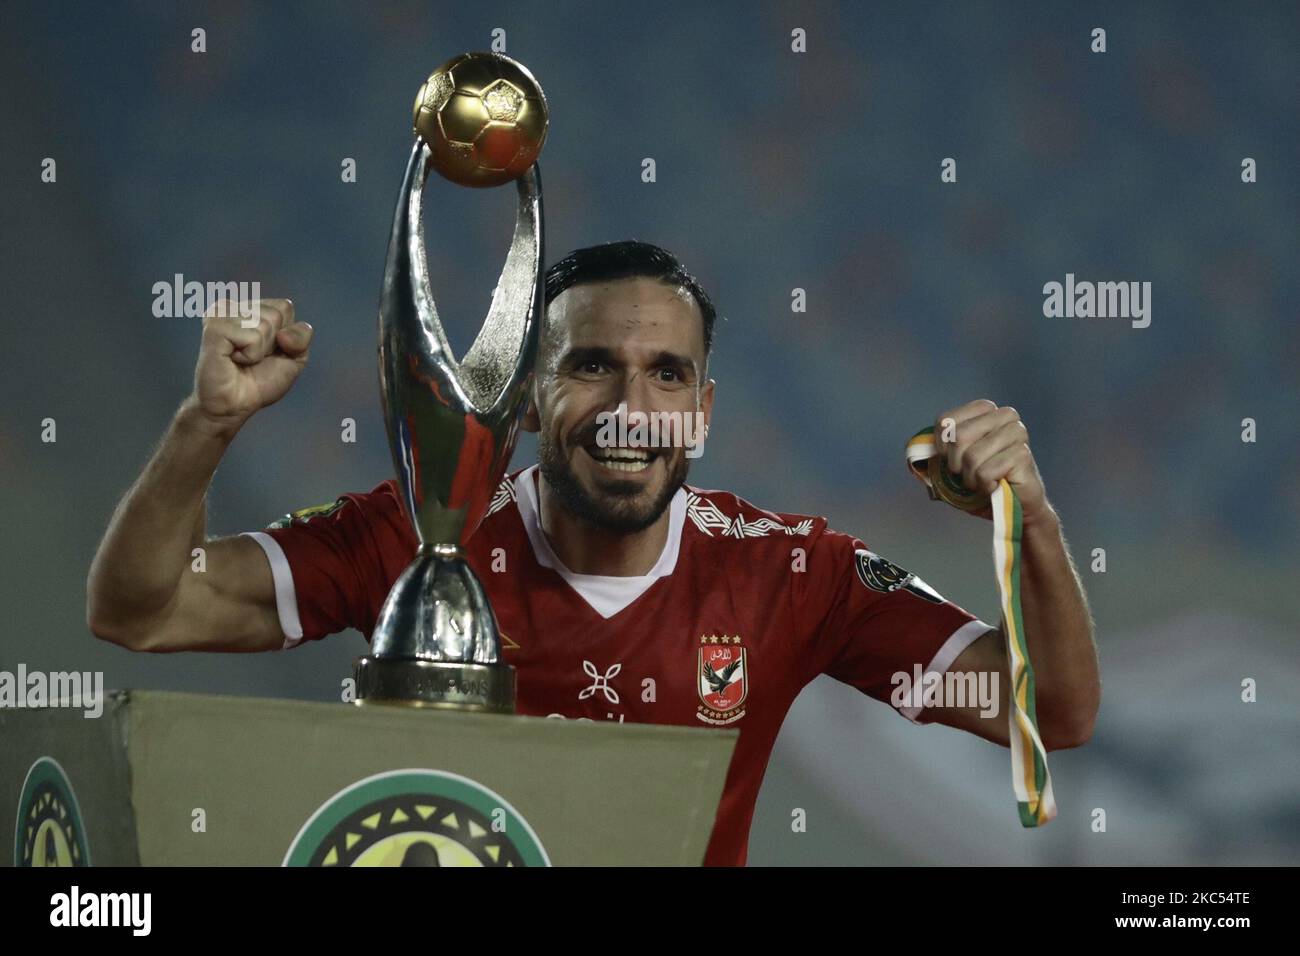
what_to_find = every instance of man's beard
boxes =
[537,429,688,534]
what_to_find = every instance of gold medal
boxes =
[926,455,989,513]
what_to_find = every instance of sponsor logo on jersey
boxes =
[15,757,90,867]
[697,635,747,725]
[283,770,549,867]
[578,660,622,704]
[853,549,945,604]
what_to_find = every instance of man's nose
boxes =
[612,369,657,416]
[606,371,660,445]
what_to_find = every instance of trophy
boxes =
[354,52,549,712]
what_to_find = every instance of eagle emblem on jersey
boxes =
[697,635,747,726]
[853,549,945,604]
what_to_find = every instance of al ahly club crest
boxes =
[697,635,747,726]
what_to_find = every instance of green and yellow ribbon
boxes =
[906,426,1057,827]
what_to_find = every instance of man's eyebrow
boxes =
[558,345,619,367]
[649,351,698,375]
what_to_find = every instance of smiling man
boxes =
[87,239,1100,866]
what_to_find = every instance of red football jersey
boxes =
[244,464,994,866]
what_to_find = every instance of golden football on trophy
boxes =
[412,52,549,188]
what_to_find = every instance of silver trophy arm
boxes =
[359,140,543,710]
[378,140,543,550]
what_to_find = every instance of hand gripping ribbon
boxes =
[905,427,1057,826]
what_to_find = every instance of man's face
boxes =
[528,276,714,534]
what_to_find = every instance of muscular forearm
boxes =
[929,400,1101,749]
[1016,508,1100,746]
[87,397,239,636]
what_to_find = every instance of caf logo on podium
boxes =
[14,757,90,867]
[283,769,549,867]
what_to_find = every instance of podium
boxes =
[0,690,737,866]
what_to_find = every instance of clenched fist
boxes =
[932,399,1055,527]
[188,298,314,435]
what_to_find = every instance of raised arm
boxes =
[922,400,1100,750]
[86,299,314,652]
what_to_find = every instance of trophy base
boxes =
[353,657,516,713]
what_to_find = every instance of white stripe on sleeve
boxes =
[897,619,998,724]
[242,531,305,651]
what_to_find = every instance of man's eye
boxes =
[657,368,681,382]
[581,361,604,374]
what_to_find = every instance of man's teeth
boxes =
[590,447,652,471]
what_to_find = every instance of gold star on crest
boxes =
[699,633,743,645]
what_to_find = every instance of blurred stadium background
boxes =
[1,1,1296,864]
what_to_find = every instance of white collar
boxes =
[514,463,687,619]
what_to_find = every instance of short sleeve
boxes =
[797,524,996,724]
[241,481,411,649]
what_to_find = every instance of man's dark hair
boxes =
[543,240,717,357]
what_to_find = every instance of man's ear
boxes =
[701,378,716,431]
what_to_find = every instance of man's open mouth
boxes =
[583,445,657,474]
